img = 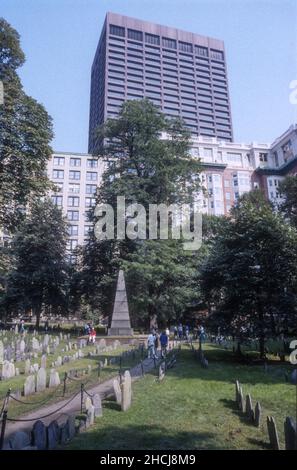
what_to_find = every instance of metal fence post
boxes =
[80,383,84,414]
[63,372,67,397]
[0,410,8,450]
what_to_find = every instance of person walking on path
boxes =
[160,330,169,358]
[147,332,156,359]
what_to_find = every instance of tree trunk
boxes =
[34,303,42,329]
[258,304,266,360]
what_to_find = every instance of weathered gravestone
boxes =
[20,339,26,353]
[36,367,47,392]
[255,402,262,427]
[9,431,31,450]
[67,415,76,440]
[41,354,47,369]
[32,338,40,351]
[49,369,60,388]
[86,405,95,427]
[25,358,31,375]
[32,420,47,450]
[158,362,165,381]
[113,378,122,405]
[245,394,254,422]
[121,370,132,411]
[238,387,245,413]
[291,369,297,385]
[24,375,35,396]
[93,393,102,418]
[284,416,297,450]
[267,416,280,450]
[60,421,70,444]
[85,396,92,412]
[47,420,60,449]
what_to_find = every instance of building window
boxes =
[226,192,231,200]
[86,184,97,195]
[224,180,230,187]
[68,239,78,251]
[51,196,62,206]
[204,148,213,158]
[53,157,65,166]
[162,37,177,49]
[227,153,242,165]
[52,170,64,179]
[210,49,224,60]
[68,184,80,193]
[70,158,81,167]
[68,225,78,236]
[273,151,279,167]
[85,197,96,207]
[259,153,268,163]
[87,159,98,168]
[128,29,143,41]
[179,41,193,53]
[86,172,98,181]
[195,46,208,57]
[110,24,125,37]
[67,210,79,221]
[69,171,80,180]
[269,180,273,187]
[145,33,160,45]
[282,140,293,162]
[68,196,79,207]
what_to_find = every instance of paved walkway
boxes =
[3,357,157,445]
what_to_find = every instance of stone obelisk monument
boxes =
[108,270,133,336]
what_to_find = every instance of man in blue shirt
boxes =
[160,330,169,358]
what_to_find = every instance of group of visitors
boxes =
[173,323,190,340]
[84,322,97,344]
[147,327,170,359]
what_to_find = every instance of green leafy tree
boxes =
[279,175,297,227]
[201,190,297,358]
[0,18,53,231]
[80,99,203,326]
[3,199,68,327]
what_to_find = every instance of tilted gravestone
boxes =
[24,375,35,396]
[267,416,280,450]
[245,394,254,422]
[36,367,47,392]
[121,370,132,412]
[254,402,262,427]
[47,420,60,450]
[32,420,47,450]
[238,387,245,412]
[284,416,297,450]
[113,378,122,405]
[9,431,31,450]
[93,393,102,418]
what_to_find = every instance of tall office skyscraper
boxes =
[88,12,233,154]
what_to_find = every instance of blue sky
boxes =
[1,0,297,152]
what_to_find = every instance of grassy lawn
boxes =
[66,344,296,450]
[0,338,143,419]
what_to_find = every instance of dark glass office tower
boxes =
[88,12,233,154]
